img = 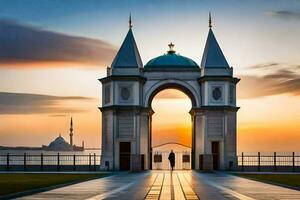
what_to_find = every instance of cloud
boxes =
[246,62,300,72]
[0,19,117,67]
[0,92,95,114]
[238,68,300,99]
[48,114,68,117]
[248,62,280,69]
[268,10,300,19]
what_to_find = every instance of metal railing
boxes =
[152,151,191,170]
[0,153,101,171]
[2,152,300,172]
[237,152,300,171]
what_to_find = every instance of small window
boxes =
[119,85,132,102]
[120,87,130,100]
[229,85,234,104]
[212,87,222,101]
[104,85,111,104]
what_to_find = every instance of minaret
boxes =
[70,117,73,146]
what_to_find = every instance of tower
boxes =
[198,13,240,170]
[70,117,73,146]
[99,14,144,170]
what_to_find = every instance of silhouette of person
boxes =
[168,150,175,170]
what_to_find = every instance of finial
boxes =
[70,117,73,126]
[167,42,176,54]
[209,12,212,28]
[129,13,132,29]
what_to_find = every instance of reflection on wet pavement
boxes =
[18,171,300,200]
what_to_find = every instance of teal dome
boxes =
[145,48,199,69]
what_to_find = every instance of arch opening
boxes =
[146,82,198,108]
[150,88,193,170]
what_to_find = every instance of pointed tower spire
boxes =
[129,13,132,29]
[201,13,229,68]
[69,117,73,146]
[111,15,143,68]
[209,12,212,28]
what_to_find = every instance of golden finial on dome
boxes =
[167,42,175,54]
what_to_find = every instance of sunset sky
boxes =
[0,0,299,153]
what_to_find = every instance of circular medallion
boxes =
[121,87,130,100]
[212,87,222,100]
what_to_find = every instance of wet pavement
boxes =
[18,171,300,200]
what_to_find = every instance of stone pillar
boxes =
[131,154,145,172]
[140,110,150,170]
[113,111,118,170]
[199,154,213,171]
[148,110,154,170]
[191,109,206,170]
[100,110,115,170]
[224,111,238,170]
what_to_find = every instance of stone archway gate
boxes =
[99,16,240,171]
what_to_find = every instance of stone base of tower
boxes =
[224,155,238,171]
[100,155,113,171]
[199,154,213,171]
[130,154,145,172]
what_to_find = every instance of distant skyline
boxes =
[0,0,299,152]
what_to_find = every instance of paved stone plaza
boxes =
[18,171,300,200]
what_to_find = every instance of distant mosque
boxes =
[42,117,84,151]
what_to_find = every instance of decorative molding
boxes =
[99,75,146,84]
[143,68,201,72]
[190,106,240,115]
[198,76,240,84]
[99,105,152,113]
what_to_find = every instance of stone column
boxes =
[113,109,118,170]
[224,111,238,170]
[139,109,150,170]
[190,108,208,170]
[100,110,115,170]
[131,154,144,171]
[200,154,213,171]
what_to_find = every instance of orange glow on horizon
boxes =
[151,89,192,147]
[0,84,299,153]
